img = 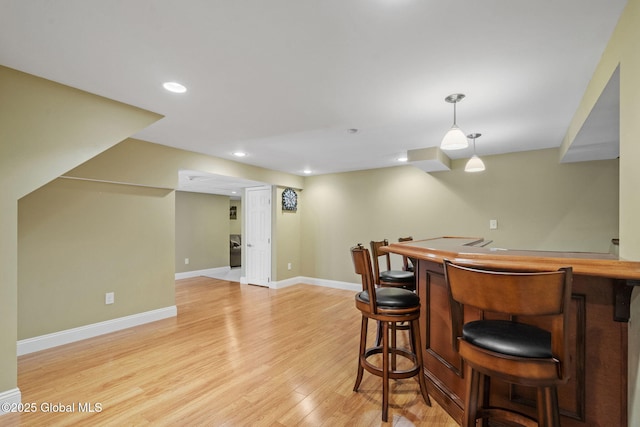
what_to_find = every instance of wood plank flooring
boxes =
[4,277,458,426]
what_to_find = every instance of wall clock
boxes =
[282,188,298,211]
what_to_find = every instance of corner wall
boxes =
[175,191,231,273]
[301,149,619,283]
[0,66,161,399]
[18,179,176,339]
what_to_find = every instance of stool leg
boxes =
[463,363,481,427]
[391,322,397,371]
[353,315,368,391]
[479,375,489,427]
[410,318,431,406]
[537,387,546,427]
[548,386,560,427]
[537,386,560,427]
[382,320,390,422]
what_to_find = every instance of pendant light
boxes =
[440,94,468,150]
[465,133,486,172]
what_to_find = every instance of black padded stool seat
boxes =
[370,240,416,290]
[380,269,414,285]
[356,287,420,308]
[351,244,430,422]
[463,320,552,359]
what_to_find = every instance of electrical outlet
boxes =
[287,262,292,270]
[489,219,498,230]
[105,292,115,305]
[185,258,189,265]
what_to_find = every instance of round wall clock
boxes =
[282,188,298,211]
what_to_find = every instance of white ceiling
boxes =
[0,0,625,191]
[178,170,266,198]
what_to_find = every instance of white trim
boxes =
[0,388,22,416]
[270,276,360,292]
[175,266,230,280]
[17,306,177,356]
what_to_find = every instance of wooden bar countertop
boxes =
[383,236,640,280]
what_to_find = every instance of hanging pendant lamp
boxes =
[465,133,486,172]
[440,94,468,150]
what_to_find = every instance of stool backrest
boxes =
[370,240,391,283]
[398,236,414,271]
[351,244,378,313]
[444,260,572,379]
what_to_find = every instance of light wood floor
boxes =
[5,277,458,426]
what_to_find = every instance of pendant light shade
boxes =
[465,155,486,172]
[465,133,486,172]
[441,94,468,150]
[442,125,468,150]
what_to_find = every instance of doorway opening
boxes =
[176,170,271,284]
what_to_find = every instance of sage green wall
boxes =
[18,179,175,338]
[300,149,619,283]
[68,139,303,283]
[0,66,161,396]
[561,0,640,261]
[275,187,303,281]
[175,191,231,273]
[66,138,304,192]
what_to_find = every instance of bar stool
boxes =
[444,260,572,427]
[371,239,415,346]
[351,244,430,421]
[370,239,415,290]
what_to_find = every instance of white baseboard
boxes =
[0,388,22,416]
[175,266,230,280]
[17,306,177,356]
[271,276,360,292]
[176,268,360,293]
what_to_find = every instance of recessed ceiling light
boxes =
[162,81,187,93]
[347,128,358,134]
[303,169,312,174]
[233,151,247,157]
[397,156,408,162]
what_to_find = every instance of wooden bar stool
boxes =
[370,239,415,290]
[351,244,430,421]
[371,239,415,346]
[444,260,572,427]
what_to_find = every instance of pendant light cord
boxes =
[452,102,457,126]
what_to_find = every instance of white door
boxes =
[245,186,272,287]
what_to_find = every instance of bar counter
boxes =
[383,237,640,427]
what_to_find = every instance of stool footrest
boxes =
[361,346,421,379]
[478,407,538,427]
